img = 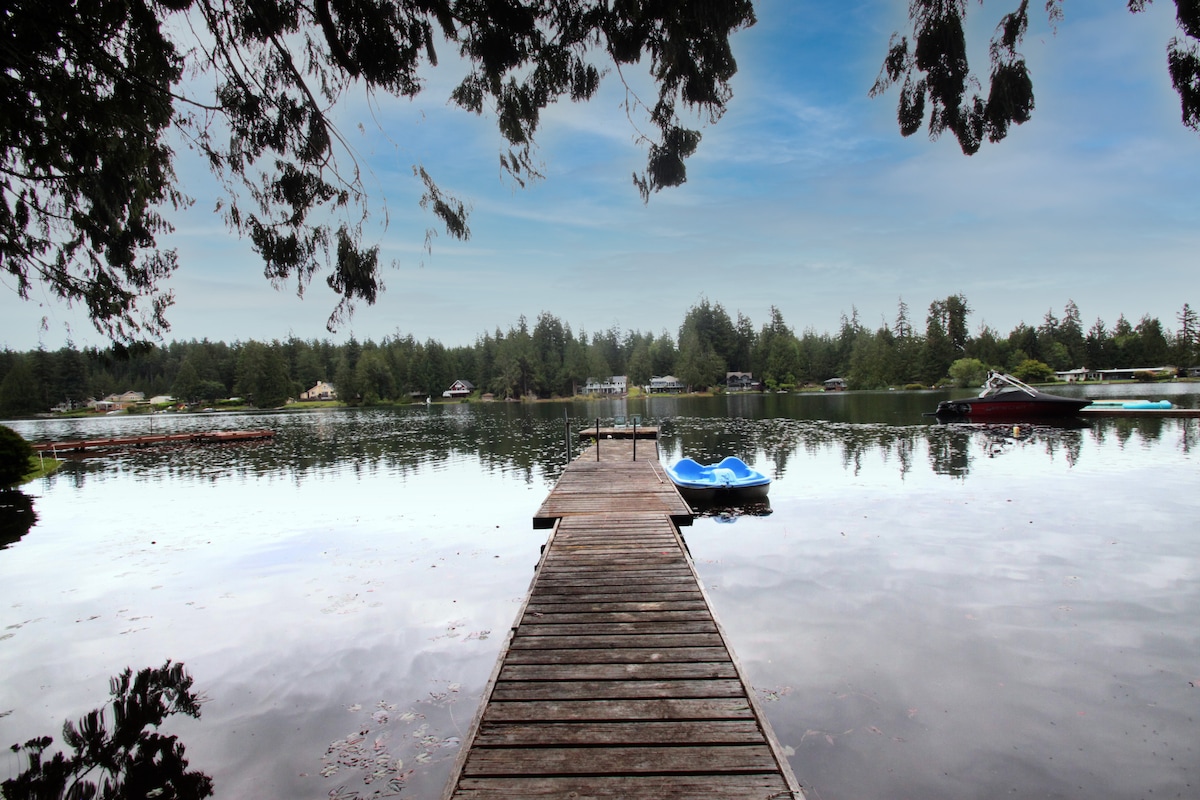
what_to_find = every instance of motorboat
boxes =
[664,456,771,504]
[934,372,1091,419]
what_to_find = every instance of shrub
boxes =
[1011,359,1055,384]
[0,425,35,486]
[949,358,989,388]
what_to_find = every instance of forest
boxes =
[0,296,1196,416]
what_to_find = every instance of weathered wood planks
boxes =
[442,439,803,799]
[533,440,690,528]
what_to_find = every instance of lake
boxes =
[2,387,1198,799]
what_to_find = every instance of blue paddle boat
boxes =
[664,456,771,504]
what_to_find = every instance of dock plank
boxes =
[442,439,802,800]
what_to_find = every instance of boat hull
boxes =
[673,482,771,505]
[935,395,1090,418]
[665,456,771,505]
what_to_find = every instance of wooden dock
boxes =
[443,439,802,800]
[32,430,274,452]
[533,438,689,530]
[1079,406,1200,418]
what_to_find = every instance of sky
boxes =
[3,0,1198,351]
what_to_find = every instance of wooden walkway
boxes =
[443,439,802,800]
[533,438,690,529]
[32,430,274,453]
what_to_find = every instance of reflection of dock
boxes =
[442,438,802,800]
[32,430,274,453]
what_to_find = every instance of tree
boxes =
[1011,358,1055,383]
[0,356,43,416]
[171,359,201,404]
[0,425,35,486]
[2,0,755,341]
[1176,302,1198,369]
[233,341,291,407]
[678,299,736,379]
[948,357,988,388]
[873,1,1200,154]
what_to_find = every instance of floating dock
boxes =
[442,438,802,800]
[1079,406,1200,418]
[31,430,274,453]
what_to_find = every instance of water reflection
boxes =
[0,489,36,548]
[3,662,212,800]
[5,396,1198,491]
[2,395,1197,800]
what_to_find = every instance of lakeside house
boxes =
[300,381,337,401]
[91,390,146,412]
[582,376,627,395]
[1054,368,1090,382]
[443,379,475,399]
[823,377,847,391]
[1054,366,1177,382]
[726,372,756,391]
[648,375,686,393]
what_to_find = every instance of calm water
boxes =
[2,388,1198,799]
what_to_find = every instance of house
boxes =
[1054,368,1091,383]
[92,390,146,411]
[1094,366,1176,381]
[581,376,627,395]
[823,377,847,391]
[300,381,337,401]
[726,372,756,391]
[648,375,686,393]
[443,379,475,398]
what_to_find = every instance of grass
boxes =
[21,454,63,483]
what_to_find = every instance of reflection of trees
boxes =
[21,402,1196,488]
[926,426,972,477]
[2,662,212,800]
[0,489,37,549]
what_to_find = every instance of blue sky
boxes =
[3,0,1197,351]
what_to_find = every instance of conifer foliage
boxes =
[0,1,755,340]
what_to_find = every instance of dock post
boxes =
[595,418,600,460]
[632,417,637,460]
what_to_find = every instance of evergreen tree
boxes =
[1175,303,1198,370]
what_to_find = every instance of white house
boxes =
[648,375,685,393]
[582,376,627,395]
[300,381,337,401]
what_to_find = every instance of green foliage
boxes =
[1011,358,1055,383]
[948,357,988,388]
[0,357,42,417]
[1,661,212,800]
[3,0,755,340]
[0,425,35,487]
[0,296,1192,408]
[874,2,1200,154]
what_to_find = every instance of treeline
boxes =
[0,297,1196,415]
